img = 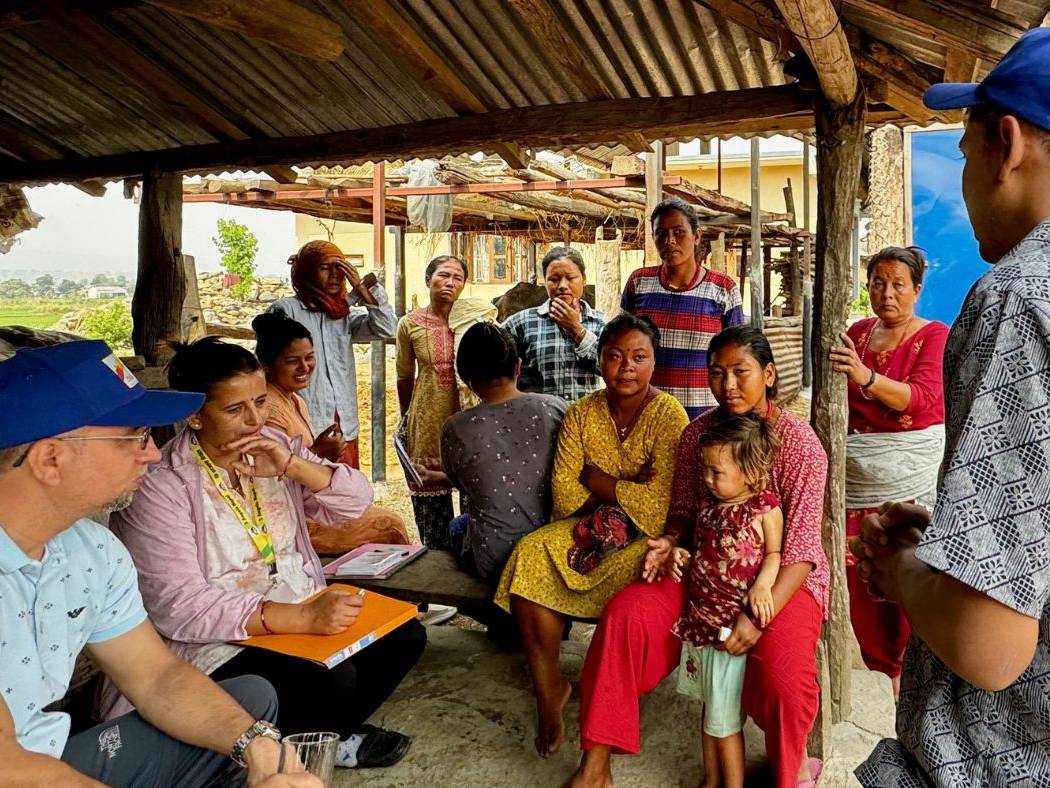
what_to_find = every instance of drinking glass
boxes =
[282,731,339,786]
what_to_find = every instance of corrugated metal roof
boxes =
[0,0,1046,175]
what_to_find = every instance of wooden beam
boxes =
[343,0,527,169]
[694,0,944,122]
[34,0,253,143]
[133,166,184,364]
[372,161,386,270]
[812,86,866,731]
[506,0,649,152]
[263,165,299,184]
[842,0,1027,62]
[3,86,818,184]
[644,142,663,265]
[771,0,858,107]
[141,0,345,61]
[749,137,763,328]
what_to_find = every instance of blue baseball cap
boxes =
[0,340,204,449]
[925,28,1050,132]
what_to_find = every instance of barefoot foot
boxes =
[568,751,614,788]
[535,676,571,757]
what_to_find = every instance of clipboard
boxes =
[394,428,424,488]
[235,584,417,669]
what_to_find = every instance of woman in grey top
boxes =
[414,323,567,583]
[270,240,397,466]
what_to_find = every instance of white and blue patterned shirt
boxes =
[502,299,606,402]
[857,219,1050,787]
[0,519,146,757]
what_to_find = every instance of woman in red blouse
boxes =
[830,246,949,695]
[570,326,829,788]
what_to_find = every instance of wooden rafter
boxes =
[33,0,255,143]
[770,0,859,106]
[694,0,943,122]
[506,0,650,153]
[343,0,528,169]
[841,0,1027,62]
[141,0,345,61]
[2,85,822,184]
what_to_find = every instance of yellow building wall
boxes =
[294,155,814,316]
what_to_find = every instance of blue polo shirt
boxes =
[0,518,146,757]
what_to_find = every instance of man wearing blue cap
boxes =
[851,28,1050,787]
[0,340,318,787]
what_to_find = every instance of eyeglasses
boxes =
[12,427,152,468]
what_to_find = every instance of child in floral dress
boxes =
[673,413,783,788]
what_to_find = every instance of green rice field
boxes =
[0,308,66,329]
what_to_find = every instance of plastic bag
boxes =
[406,159,453,232]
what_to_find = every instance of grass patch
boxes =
[0,308,69,329]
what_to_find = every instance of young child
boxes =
[672,413,783,788]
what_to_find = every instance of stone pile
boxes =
[197,273,293,329]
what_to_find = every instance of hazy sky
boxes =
[3,176,297,280]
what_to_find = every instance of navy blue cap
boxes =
[925,28,1050,132]
[0,340,204,449]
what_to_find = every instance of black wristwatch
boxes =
[231,719,281,767]
[861,368,877,390]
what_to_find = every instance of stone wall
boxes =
[197,272,293,328]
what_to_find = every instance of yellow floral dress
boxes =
[494,390,688,618]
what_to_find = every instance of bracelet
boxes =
[861,368,877,390]
[764,550,781,556]
[259,600,274,634]
[277,453,294,480]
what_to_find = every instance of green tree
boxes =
[850,287,874,317]
[34,274,54,297]
[0,278,32,298]
[91,273,112,286]
[213,218,259,300]
[82,300,133,352]
[56,279,81,296]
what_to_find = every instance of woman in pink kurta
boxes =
[831,246,948,689]
[571,326,829,788]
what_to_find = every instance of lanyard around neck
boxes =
[190,437,276,570]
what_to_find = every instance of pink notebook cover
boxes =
[322,543,427,580]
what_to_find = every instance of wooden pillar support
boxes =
[644,142,664,265]
[132,166,184,365]
[750,137,764,328]
[371,161,387,484]
[812,87,866,729]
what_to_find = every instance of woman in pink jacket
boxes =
[106,337,425,770]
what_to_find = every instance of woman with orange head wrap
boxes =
[269,240,397,461]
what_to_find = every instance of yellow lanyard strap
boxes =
[191,438,276,568]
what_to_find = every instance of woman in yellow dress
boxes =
[495,312,689,758]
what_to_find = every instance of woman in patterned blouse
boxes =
[571,325,829,788]
[830,246,949,695]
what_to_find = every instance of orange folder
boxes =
[235,584,418,669]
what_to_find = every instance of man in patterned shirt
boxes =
[503,246,606,401]
[853,29,1050,787]
[621,198,745,419]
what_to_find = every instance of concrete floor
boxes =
[335,624,895,788]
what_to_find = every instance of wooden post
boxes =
[528,243,538,284]
[867,125,906,251]
[711,232,727,274]
[750,137,764,329]
[180,254,206,342]
[594,225,623,319]
[133,166,184,365]
[371,162,387,484]
[392,224,406,316]
[644,141,664,265]
[802,141,814,388]
[812,87,866,729]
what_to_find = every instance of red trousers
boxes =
[578,577,822,788]
[846,508,911,678]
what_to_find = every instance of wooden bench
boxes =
[324,549,495,620]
